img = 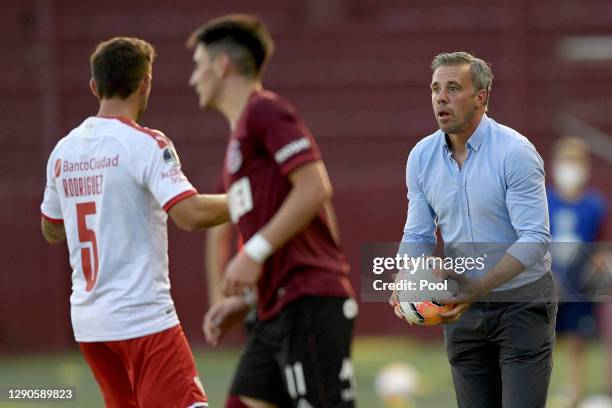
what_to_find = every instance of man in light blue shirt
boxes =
[397,52,557,408]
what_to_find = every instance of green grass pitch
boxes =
[0,337,607,407]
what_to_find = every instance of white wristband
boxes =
[243,233,273,264]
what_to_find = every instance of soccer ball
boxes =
[394,265,457,326]
[578,395,612,408]
[374,362,420,408]
[396,300,453,326]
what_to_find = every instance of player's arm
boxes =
[41,151,65,244]
[479,142,550,293]
[391,147,437,316]
[221,160,331,296]
[41,218,66,244]
[257,160,331,250]
[168,193,230,231]
[205,223,233,305]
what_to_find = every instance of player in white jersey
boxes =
[40,37,228,408]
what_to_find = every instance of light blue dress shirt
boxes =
[401,114,551,291]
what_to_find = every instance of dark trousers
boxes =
[443,273,557,408]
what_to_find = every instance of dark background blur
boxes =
[2,0,611,352]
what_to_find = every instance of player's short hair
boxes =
[553,136,590,162]
[431,51,493,106]
[90,37,155,99]
[187,14,274,78]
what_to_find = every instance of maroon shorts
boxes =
[79,324,208,408]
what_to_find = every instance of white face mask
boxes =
[553,162,588,193]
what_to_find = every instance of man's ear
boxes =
[476,89,488,108]
[214,53,231,78]
[138,73,152,95]
[89,79,100,99]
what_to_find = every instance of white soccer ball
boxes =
[578,395,612,408]
[395,265,457,326]
[374,362,420,398]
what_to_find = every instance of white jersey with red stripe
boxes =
[41,116,196,342]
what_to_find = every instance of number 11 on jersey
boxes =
[76,202,99,291]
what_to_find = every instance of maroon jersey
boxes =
[223,90,353,320]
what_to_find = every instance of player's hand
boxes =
[437,302,471,323]
[392,302,414,325]
[388,288,407,322]
[434,268,483,304]
[388,272,414,325]
[388,272,399,307]
[203,296,251,346]
[434,270,482,323]
[221,252,262,297]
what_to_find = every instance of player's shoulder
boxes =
[488,118,541,164]
[410,130,443,158]
[416,130,443,148]
[107,117,172,150]
[247,89,297,121]
[489,118,533,150]
[48,119,90,157]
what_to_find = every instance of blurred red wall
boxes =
[2,0,611,351]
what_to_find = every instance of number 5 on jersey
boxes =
[76,202,99,291]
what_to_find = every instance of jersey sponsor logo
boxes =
[54,159,62,177]
[62,155,119,173]
[274,137,311,164]
[226,140,242,174]
[162,146,180,167]
[160,168,188,184]
[228,177,253,223]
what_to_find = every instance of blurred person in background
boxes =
[548,137,608,407]
[188,14,357,408]
[40,37,229,407]
[396,51,555,408]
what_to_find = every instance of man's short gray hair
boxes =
[431,51,493,106]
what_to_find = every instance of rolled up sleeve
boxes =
[504,141,551,268]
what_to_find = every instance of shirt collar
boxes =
[442,113,490,154]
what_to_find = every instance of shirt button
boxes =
[277,287,286,297]
[459,185,464,190]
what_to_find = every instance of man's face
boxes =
[553,150,590,193]
[189,44,221,110]
[431,64,482,135]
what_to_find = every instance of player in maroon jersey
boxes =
[188,14,357,408]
